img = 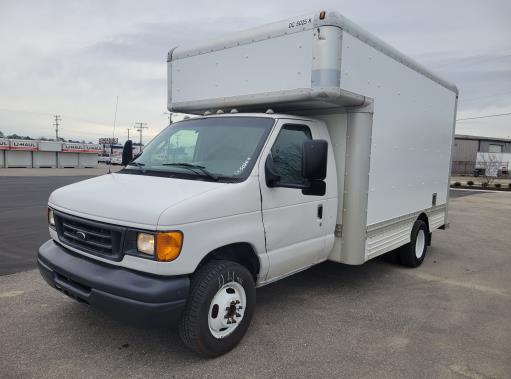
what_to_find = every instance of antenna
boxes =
[164,111,173,124]
[108,96,119,174]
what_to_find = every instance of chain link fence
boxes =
[451,161,509,177]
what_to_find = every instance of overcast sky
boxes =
[1,0,510,143]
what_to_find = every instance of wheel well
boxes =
[417,212,431,245]
[196,243,260,281]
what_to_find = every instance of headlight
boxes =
[136,231,183,261]
[48,208,55,227]
[137,233,155,256]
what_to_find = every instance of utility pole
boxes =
[127,128,131,140]
[53,115,61,141]
[134,122,148,150]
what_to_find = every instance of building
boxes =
[452,135,511,176]
[0,138,101,168]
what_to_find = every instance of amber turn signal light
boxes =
[319,10,326,20]
[156,231,183,262]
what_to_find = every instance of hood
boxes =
[48,173,224,228]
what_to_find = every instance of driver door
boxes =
[259,119,327,282]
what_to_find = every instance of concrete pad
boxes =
[0,192,510,377]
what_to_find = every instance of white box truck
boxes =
[38,10,458,357]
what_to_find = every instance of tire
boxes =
[399,220,428,268]
[178,260,256,357]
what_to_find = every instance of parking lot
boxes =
[1,173,510,378]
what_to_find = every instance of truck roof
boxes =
[169,9,457,95]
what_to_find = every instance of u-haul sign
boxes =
[9,140,38,151]
[82,144,102,153]
[0,138,8,150]
[62,143,83,152]
[62,143,101,153]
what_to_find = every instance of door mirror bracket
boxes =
[265,155,281,187]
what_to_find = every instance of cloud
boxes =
[1,0,510,141]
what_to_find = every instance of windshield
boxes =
[123,116,274,182]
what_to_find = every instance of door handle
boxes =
[317,204,323,219]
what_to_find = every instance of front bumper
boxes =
[38,240,190,326]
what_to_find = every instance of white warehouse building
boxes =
[0,139,101,168]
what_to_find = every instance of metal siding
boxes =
[170,30,314,105]
[5,151,33,168]
[452,138,478,161]
[33,152,57,168]
[339,32,456,226]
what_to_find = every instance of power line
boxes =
[460,89,511,104]
[457,112,511,122]
[53,115,61,141]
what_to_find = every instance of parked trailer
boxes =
[38,10,458,357]
[5,140,37,168]
[0,140,100,168]
[0,138,7,168]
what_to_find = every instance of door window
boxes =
[270,124,312,185]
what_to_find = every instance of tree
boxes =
[6,134,33,140]
[0,130,4,138]
[478,152,502,185]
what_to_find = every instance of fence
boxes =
[451,160,509,177]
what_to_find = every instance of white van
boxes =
[38,10,458,357]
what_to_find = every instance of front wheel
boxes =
[178,260,255,357]
[399,220,428,267]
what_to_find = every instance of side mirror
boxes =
[302,139,327,180]
[265,155,281,187]
[122,140,133,166]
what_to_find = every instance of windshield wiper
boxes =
[126,161,146,173]
[162,163,219,181]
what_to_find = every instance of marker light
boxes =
[156,232,183,262]
[319,10,326,20]
[48,208,55,227]
[137,233,155,255]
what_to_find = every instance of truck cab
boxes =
[38,112,334,355]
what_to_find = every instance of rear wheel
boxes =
[399,220,428,267]
[178,260,255,357]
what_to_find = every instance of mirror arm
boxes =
[265,155,281,187]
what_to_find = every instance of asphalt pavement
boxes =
[0,185,510,378]
[0,176,93,275]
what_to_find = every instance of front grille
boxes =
[54,211,125,261]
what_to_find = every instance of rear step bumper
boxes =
[37,240,189,326]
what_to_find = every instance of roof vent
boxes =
[204,110,212,116]
[216,109,224,114]
[266,109,275,114]
[230,109,239,114]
